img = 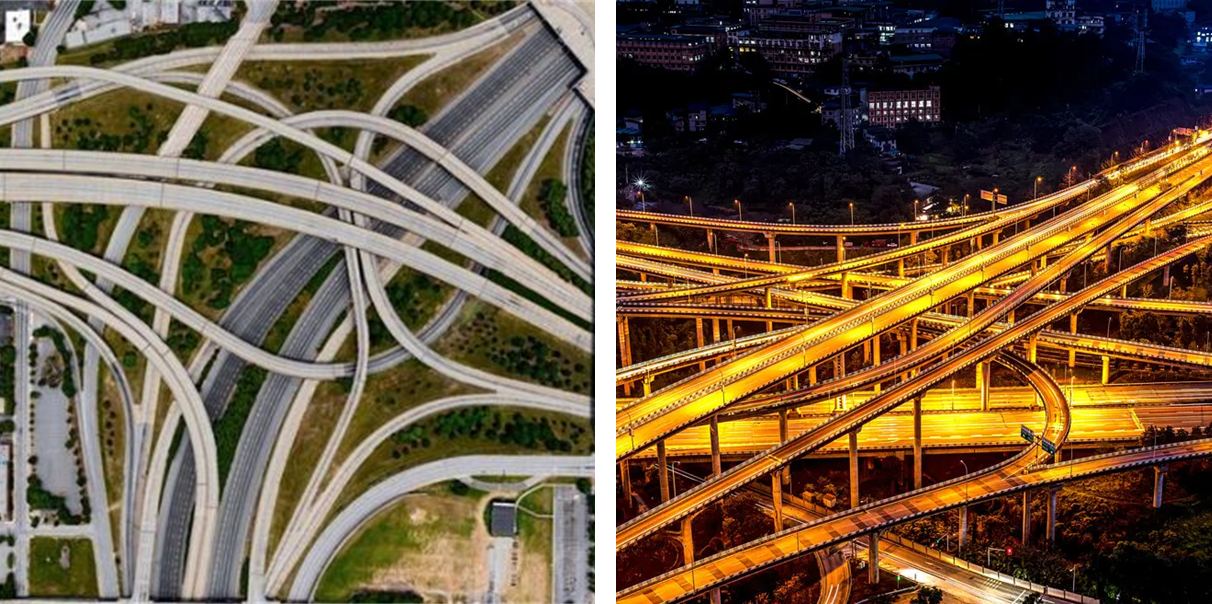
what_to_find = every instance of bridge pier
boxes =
[872,337,881,394]
[913,397,923,489]
[1102,356,1110,385]
[643,375,654,396]
[966,291,975,317]
[620,460,632,505]
[710,415,722,476]
[1069,313,1078,368]
[1164,264,1171,288]
[712,319,720,344]
[959,505,969,552]
[1022,491,1032,541]
[849,429,861,508]
[696,318,706,371]
[772,474,784,531]
[767,232,777,263]
[1028,333,1038,363]
[809,365,818,385]
[910,318,919,350]
[707,228,715,252]
[657,441,670,503]
[618,317,633,395]
[898,258,905,278]
[1047,487,1060,541]
[943,245,950,266]
[1154,464,1168,508]
[868,531,881,584]
[841,272,852,299]
[682,516,695,564]
[780,409,791,486]
[727,319,734,341]
[1008,308,1015,325]
[979,360,991,411]
[836,235,845,262]
[710,589,721,604]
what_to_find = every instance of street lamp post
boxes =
[1035,176,1042,200]
[743,253,750,279]
[734,199,743,221]
[992,187,999,213]
[849,202,854,225]
[686,196,694,217]
[914,199,919,220]
[776,241,783,264]
[788,202,796,224]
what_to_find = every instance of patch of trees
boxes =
[212,366,268,486]
[180,216,275,310]
[266,1,512,42]
[32,325,76,398]
[366,271,445,347]
[26,475,84,525]
[251,137,305,174]
[389,407,585,458]
[580,127,593,228]
[348,591,423,603]
[387,104,427,128]
[538,178,577,237]
[86,21,239,65]
[59,205,110,254]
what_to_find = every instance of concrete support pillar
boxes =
[710,415,722,477]
[696,318,707,371]
[959,506,969,551]
[772,474,784,532]
[727,319,734,340]
[682,516,694,564]
[943,245,950,266]
[1047,487,1060,541]
[841,272,852,299]
[910,318,919,350]
[657,441,670,503]
[849,430,860,508]
[707,228,715,252]
[898,258,905,278]
[779,409,791,486]
[1102,356,1110,385]
[910,231,918,245]
[712,318,721,344]
[979,361,991,412]
[993,231,1000,245]
[868,532,880,584]
[767,233,777,263]
[643,375,654,396]
[899,332,908,356]
[1008,308,1015,326]
[1022,491,1032,541]
[618,317,633,395]
[837,235,845,263]
[1069,312,1078,368]
[1105,244,1113,273]
[1029,333,1038,363]
[1164,264,1171,288]
[711,589,721,604]
[872,337,881,394]
[1154,465,1168,508]
[620,460,632,503]
[913,397,923,490]
[809,365,818,385]
[966,290,976,317]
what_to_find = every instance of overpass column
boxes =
[696,318,707,371]
[618,317,633,395]
[710,415,722,476]
[841,272,852,299]
[771,474,784,531]
[978,361,991,412]
[966,291,976,317]
[913,397,923,490]
[779,409,791,486]
[643,375,654,396]
[1022,491,1032,541]
[872,337,882,394]
[706,228,715,252]
[942,245,950,266]
[868,531,881,584]
[1069,312,1079,368]
[766,232,777,263]
[712,319,721,344]
[898,258,905,278]
[1101,356,1111,385]
[1047,486,1060,541]
[809,365,818,386]
[959,505,969,552]
[849,429,861,508]
[1008,308,1015,326]
[727,319,734,341]
[1154,464,1168,508]
[657,441,670,503]
[837,235,845,263]
[620,460,632,505]
[1105,244,1113,273]
[1028,333,1038,363]
[910,318,919,350]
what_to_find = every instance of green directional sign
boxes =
[1041,438,1057,455]
[1021,424,1035,444]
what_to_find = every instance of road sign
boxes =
[980,190,1008,204]
[1041,438,1057,455]
[1020,424,1035,444]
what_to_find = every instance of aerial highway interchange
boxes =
[0,1,594,603]
[616,127,1212,603]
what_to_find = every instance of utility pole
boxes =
[839,56,854,155]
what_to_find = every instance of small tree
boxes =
[910,586,943,604]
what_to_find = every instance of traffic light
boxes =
[1006,546,1014,556]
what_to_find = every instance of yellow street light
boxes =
[788,202,796,224]
[685,196,694,216]
[734,199,743,221]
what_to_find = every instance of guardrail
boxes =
[880,532,1099,604]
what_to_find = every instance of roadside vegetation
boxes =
[262,1,512,43]
[27,537,97,598]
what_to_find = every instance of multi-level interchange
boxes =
[0,2,593,602]
[616,129,1212,603]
